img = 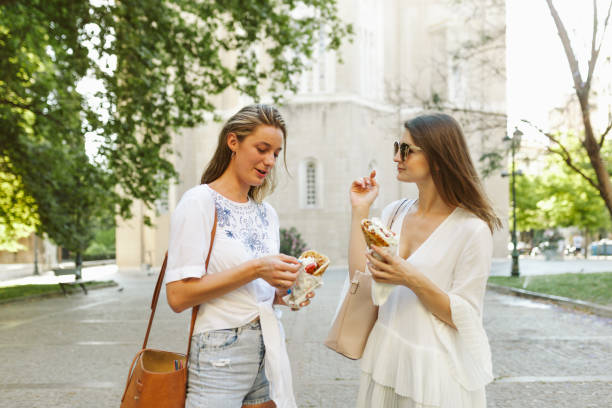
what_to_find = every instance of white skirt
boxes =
[357,320,489,408]
[357,372,486,408]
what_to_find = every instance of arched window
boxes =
[306,162,317,206]
[300,158,322,209]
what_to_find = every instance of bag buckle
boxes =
[350,279,360,294]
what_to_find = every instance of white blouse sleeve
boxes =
[164,190,215,284]
[431,222,494,391]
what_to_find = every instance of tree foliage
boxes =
[0,0,351,254]
[0,167,37,251]
[515,133,612,233]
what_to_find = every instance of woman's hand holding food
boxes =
[254,254,300,290]
[274,288,315,310]
[350,170,379,211]
[366,245,419,287]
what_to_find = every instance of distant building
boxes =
[117,0,509,270]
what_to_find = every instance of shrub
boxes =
[280,227,308,258]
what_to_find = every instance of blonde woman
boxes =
[348,113,501,407]
[165,104,311,408]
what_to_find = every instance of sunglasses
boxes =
[393,141,423,160]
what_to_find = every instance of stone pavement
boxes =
[490,257,612,276]
[0,266,610,407]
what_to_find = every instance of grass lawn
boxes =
[0,280,117,302]
[489,272,612,306]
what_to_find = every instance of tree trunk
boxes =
[580,104,612,220]
[547,0,612,221]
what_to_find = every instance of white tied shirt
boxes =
[165,184,297,408]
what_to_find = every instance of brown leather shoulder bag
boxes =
[120,211,217,407]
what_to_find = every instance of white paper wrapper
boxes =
[370,243,398,306]
[282,267,323,309]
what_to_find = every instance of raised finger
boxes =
[306,291,315,299]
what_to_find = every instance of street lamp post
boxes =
[33,234,39,275]
[502,128,523,277]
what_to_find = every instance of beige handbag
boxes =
[324,199,409,359]
[324,269,378,359]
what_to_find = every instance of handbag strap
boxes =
[387,198,410,229]
[186,210,217,356]
[142,210,218,355]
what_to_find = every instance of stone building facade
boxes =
[117,0,509,269]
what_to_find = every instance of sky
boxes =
[507,0,612,137]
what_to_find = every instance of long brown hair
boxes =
[404,113,502,232]
[200,104,287,203]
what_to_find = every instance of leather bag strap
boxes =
[187,210,217,356]
[142,210,218,354]
[388,198,410,229]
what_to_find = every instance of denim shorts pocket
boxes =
[200,329,239,351]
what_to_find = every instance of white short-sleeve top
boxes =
[165,185,298,408]
[165,184,279,333]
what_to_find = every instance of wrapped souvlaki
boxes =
[361,218,399,306]
[282,250,330,309]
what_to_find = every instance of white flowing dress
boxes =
[358,199,494,408]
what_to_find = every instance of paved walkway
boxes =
[490,257,612,276]
[0,266,610,407]
[3,256,612,284]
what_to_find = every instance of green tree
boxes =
[0,161,39,251]
[417,1,612,226]
[514,173,547,232]
[1,1,351,260]
[18,141,116,277]
[515,134,611,234]
[536,134,611,233]
[523,1,612,220]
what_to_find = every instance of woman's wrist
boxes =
[400,263,419,289]
[351,206,370,218]
[248,259,263,280]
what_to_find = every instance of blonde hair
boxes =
[404,113,502,232]
[200,104,287,202]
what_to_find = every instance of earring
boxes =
[231,151,236,158]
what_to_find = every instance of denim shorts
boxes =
[185,319,271,408]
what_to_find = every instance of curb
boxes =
[0,281,120,305]
[487,283,612,318]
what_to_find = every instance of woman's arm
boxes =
[348,207,370,280]
[366,246,456,328]
[166,254,300,313]
[348,170,379,280]
[402,271,456,329]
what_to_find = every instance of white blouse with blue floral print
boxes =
[165,184,280,333]
[165,184,298,408]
